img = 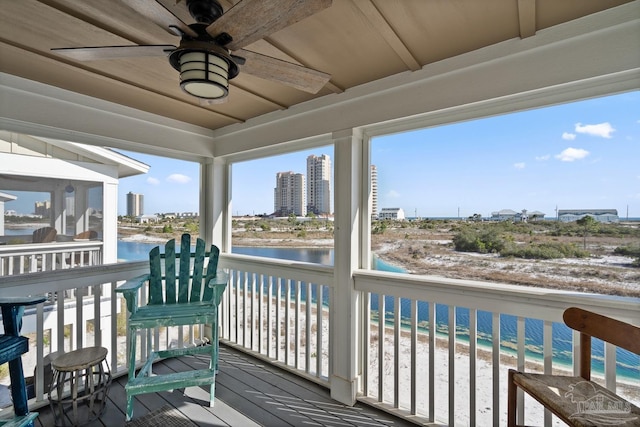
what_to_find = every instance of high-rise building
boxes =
[126,192,144,217]
[34,200,51,217]
[274,172,306,217]
[306,154,331,215]
[371,165,378,219]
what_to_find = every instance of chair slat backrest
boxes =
[177,234,193,303]
[148,246,163,305]
[147,234,220,305]
[201,246,221,303]
[32,226,57,243]
[190,238,206,302]
[563,307,640,379]
[164,239,177,303]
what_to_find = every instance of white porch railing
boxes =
[354,270,640,426]
[1,257,638,426]
[218,254,334,386]
[0,241,103,275]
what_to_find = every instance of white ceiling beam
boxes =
[517,0,536,38]
[352,0,421,71]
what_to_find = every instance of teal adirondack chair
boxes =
[0,296,46,427]
[115,234,228,421]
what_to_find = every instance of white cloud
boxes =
[555,147,589,162]
[387,190,401,198]
[146,177,160,185]
[562,132,576,141]
[574,122,615,138]
[535,155,550,161]
[166,173,191,184]
[513,162,525,169]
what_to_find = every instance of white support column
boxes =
[200,158,230,250]
[102,182,118,263]
[330,128,363,405]
[52,186,65,234]
[74,183,89,234]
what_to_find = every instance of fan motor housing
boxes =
[186,0,224,24]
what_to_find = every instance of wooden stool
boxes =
[48,347,111,426]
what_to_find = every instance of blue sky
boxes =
[371,91,639,218]
[5,92,639,219]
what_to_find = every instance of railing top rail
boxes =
[0,261,148,296]
[354,269,640,323]
[220,253,334,285]
[0,241,104,255]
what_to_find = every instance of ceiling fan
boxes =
[52,0,332,102]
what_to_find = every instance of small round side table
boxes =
[48,346,111,426]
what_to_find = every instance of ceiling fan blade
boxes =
[206,0,332,51]
[237,49,330,94]
[52,45,176,61]
[121,0,197,37]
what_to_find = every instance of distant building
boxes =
[136,214,158,224]
[491,209,518,221]
[379,207,405,220]
[65,194,75,215]
[557,209,618,223]
[527,210,546,221]
[34,200,51,217]
[490,209,546,221]
[274,171,306,217]
[371,165,378,219]
[126,192,143,217]
[0,192,17,235]
[306,154,331,215]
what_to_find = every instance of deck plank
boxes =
[31,344,414,426]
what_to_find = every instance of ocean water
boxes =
[116,240,638,381]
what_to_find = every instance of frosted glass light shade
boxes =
[179,51,229,99]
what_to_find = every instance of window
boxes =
[231,146,334,264]
[370,91,640,297]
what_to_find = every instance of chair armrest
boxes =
[206,270,229,288]
[207,270,229,306]
[114,274,149,314]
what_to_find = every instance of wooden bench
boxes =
[0,296,46,427]
[115,234,228,421]
[508,307,640,426]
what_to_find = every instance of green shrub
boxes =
[372,222,387,235]
[452,228,506,253]
[500,242,589,259]
[184,221,199,233]
[259,222,271,231]
[614,244,640,267]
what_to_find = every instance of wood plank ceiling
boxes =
[0,0,633,130]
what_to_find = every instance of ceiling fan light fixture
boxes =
[176,50,232,99]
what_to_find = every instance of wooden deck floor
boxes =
[33,344,416,426]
